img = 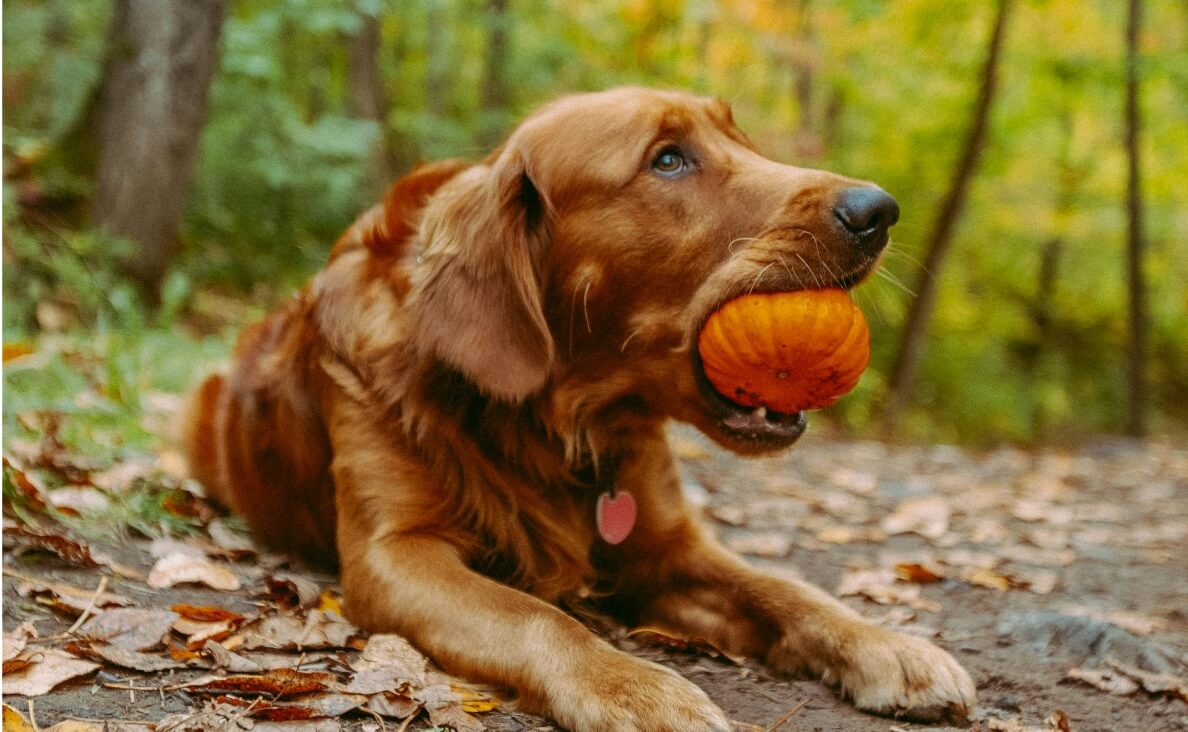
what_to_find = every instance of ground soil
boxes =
[4,427,1186,731]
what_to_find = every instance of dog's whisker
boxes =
[568,283,581,358]
[874,268,917,297]
[620,328,643,352]
[727,236,759,258]
[582,281,593,334]
[794,253,822,289]
[748,262,776,294]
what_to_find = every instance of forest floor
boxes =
[3,408,1187,732]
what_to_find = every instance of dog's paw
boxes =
[834,627,976,723]
[555,653,730,732]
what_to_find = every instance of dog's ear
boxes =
[408,149,554,401]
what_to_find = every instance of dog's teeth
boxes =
[754,407,767,419]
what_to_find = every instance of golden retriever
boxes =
[183,87,975,730]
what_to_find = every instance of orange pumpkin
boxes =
[697,289,870,413]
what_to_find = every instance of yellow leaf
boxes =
[3,704,33,732]
[316,589,343,615]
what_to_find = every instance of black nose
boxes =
[833,187,899,246]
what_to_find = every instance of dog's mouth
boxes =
[690,343,807,450]
[687,259,877,452]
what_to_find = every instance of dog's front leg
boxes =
[606,440,976,723]
[327,408,730,732]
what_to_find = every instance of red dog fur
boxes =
[184,88,975,731]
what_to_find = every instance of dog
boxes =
[183,87,976,730]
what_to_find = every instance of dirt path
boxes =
[4,429,1186,731]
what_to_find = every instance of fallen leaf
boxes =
[206,518,257,557]
[348,633,429,689]
[881,496,951,540]
[148,552,241,591]
[626,627,746,665]
[3,704,33,732]
[726,532,792,558]
[1105,658,1188,702]
[172,668,338,698]
[5,525,104,568]
[416,683,485,731]
[894,562,946,584]
[265,575,322,610]
[961,567,1011,591]
[2,623,36,663]
[1065,666,1141,695]
[837,568,941,612]
[44,720,155,732]
[65,641,187,672]
[365,689,420,718]
[172,604,245,623]
[1,649,98,696]
[8,571,133,615]
[1059,607,1168,637]
[241,611,362,651]
[315,590,343,616]
[80,607,179,651]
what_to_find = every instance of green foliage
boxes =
[3,0,1186,444]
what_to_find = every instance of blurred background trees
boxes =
[4,0,1186,444]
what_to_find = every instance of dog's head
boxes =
[407,87,897,454]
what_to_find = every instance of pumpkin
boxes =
[697,289,870,413]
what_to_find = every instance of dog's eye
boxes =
[651,148,687,176]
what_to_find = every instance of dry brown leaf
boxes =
[44,720,163,732]
[880,496,951,540]
[417,683,485,731]
[172,668,338,698]
[147,552,241,591]
[206,517,258,557]
[172,603,245,623]
[46,486,110,514]
[2,623,36,663]
[157,702,343,732]
[3,703,34,732]
[1,648,99,696]
[894,562,946,584]
[1105,658,1188,701]
[1059,607,1169,637]
[265,575,322,610]
[80,607,179,651]
[626,627,746,665]
[1065,666,1141,695]
[837,568,941,612]
[725,532,792,558]
[65,641,187,672]
[349,633,429,689]
[960,567,1011,591]
[201,639,263,673]
[365,690,421,718]
[241,611,362,651]
[7,571,132,615]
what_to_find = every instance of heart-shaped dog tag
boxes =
[596,490,637,545]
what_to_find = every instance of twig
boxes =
[100,682,160,692]
[26,698,40,732]
[767,699,809,731]
[66,575,110,634]
[395,713,418,732]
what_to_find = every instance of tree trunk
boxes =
[350,7,396,196]
[424,1,448,119]
[882,0,1013,433]
[94,0,225,297]
[479,0,510,150]
[790,0,824,159]
[1124,0,1147,436]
